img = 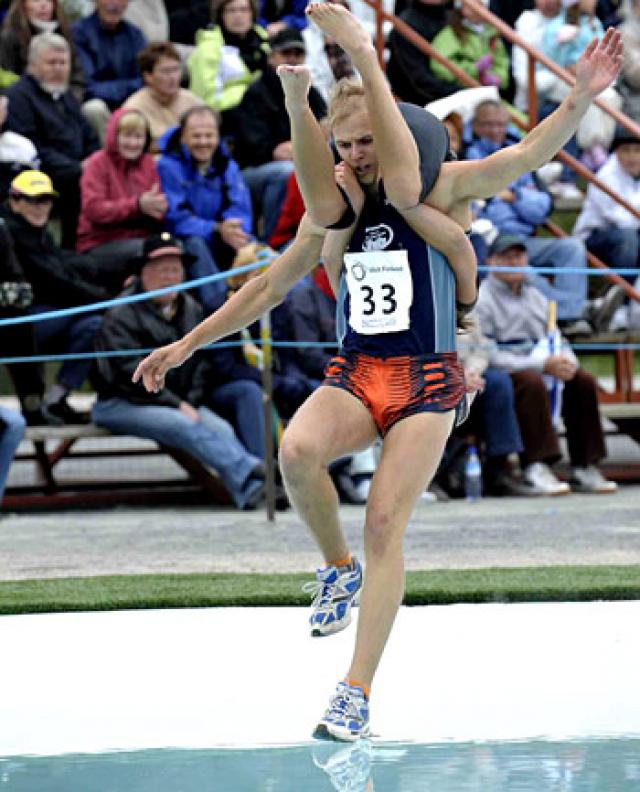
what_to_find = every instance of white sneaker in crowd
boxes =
[536,161,563,186]
[569,466,618,494]
[522,462,570,496]
[548,182,585,210]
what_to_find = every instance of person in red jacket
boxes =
[76,106,167,294]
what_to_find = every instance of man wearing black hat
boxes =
[574,125,640,330]
[91,233,271,509]
[476,232,617,495]
[230,26,327,240]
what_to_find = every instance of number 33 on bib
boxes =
[344,250,413,335]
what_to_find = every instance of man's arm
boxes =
[441,29,623,203]
[132,214,326,392]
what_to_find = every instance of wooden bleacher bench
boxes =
[4,421,231,509]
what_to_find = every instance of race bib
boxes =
[344,249,413,334]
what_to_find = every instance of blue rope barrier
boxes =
[1,261,638,329]
[1,340,639,365]
[0,259,266,328]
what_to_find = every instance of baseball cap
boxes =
[269,27,305,53]
[488,233,527,257]
[10,170,58,198]
[131,232,197,272]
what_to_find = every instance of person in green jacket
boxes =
[431,0,510,91]
[188,0,270,125]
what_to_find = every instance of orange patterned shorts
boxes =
[322,351,466,436]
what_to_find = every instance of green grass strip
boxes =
[1,566,640,615]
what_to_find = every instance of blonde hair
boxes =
[118,111,148,136]
[327,77,366,131]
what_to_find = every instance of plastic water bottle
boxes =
[464,445,482,502]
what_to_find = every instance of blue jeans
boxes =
[242,161,294,242]
[92,399,263,508]
[524,236,588,321]
[29,307,103,390]
[586,227,640,285]
[477,368,523,458]
[183,236,228,313]
[0,407,26,502]
[209,379,265,460]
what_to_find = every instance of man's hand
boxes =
[219,218,251,250]
[273,141,293,161]
[132,340,192,393]
[139,184,168,220]
[179,401,200,421]
[464,368,485,394]
[543,354,577,382]
[496,189,516,203]
[574,27,623,100]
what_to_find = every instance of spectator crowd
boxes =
[2,0,639,507]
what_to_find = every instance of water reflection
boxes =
[1,739,639,791]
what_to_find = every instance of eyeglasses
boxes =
[19,195,54,205]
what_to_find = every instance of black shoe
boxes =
[485,472,536,497]
[333,471,367,505]
[585,285,626,333]
[23,405,64,427]
[42,398,91,425]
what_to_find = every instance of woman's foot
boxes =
[306,2,375,68]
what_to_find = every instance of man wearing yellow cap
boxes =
[1,170,109,423]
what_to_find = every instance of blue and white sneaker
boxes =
[313,681,370,742]
[302,558,363,637]
[312,739,373,791]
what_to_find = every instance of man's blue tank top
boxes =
[336,191,457,358]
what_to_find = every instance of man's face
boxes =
[10,194,54,227]
[141,256,185,304]
[332,107,378,186]
[181,112,219,165]
[32,47,70,89]
[615,143,640,179]
[489,246,528,288]
[144,56,182,100]
[473,105,509,146]
[96,0,128,29]
[269,46,305,69]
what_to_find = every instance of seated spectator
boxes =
[124,42,202,154]
[187,0,269,129]
[5,32,99,248]
[231,26,326,240]
[476,233,617,494]
[454,314,529,497]
[618,0,640,123]
[1,169,109,423]
[0,212,55,426]
[387,0,460,107]
[123,0,168,43]
[466,99,592,336]
[72,0,147,142]
[158,105,253,283]
[431,0,510,94]
[0,0,85,101]
[0,94,38,199]
[91,233,270,510]
[0,406,25,505]
[574,125,640,331]
[77,107,166,291]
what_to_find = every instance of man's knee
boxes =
[511,369,546,394]
[278,429,323,481]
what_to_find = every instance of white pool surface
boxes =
[2,601,639,757]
